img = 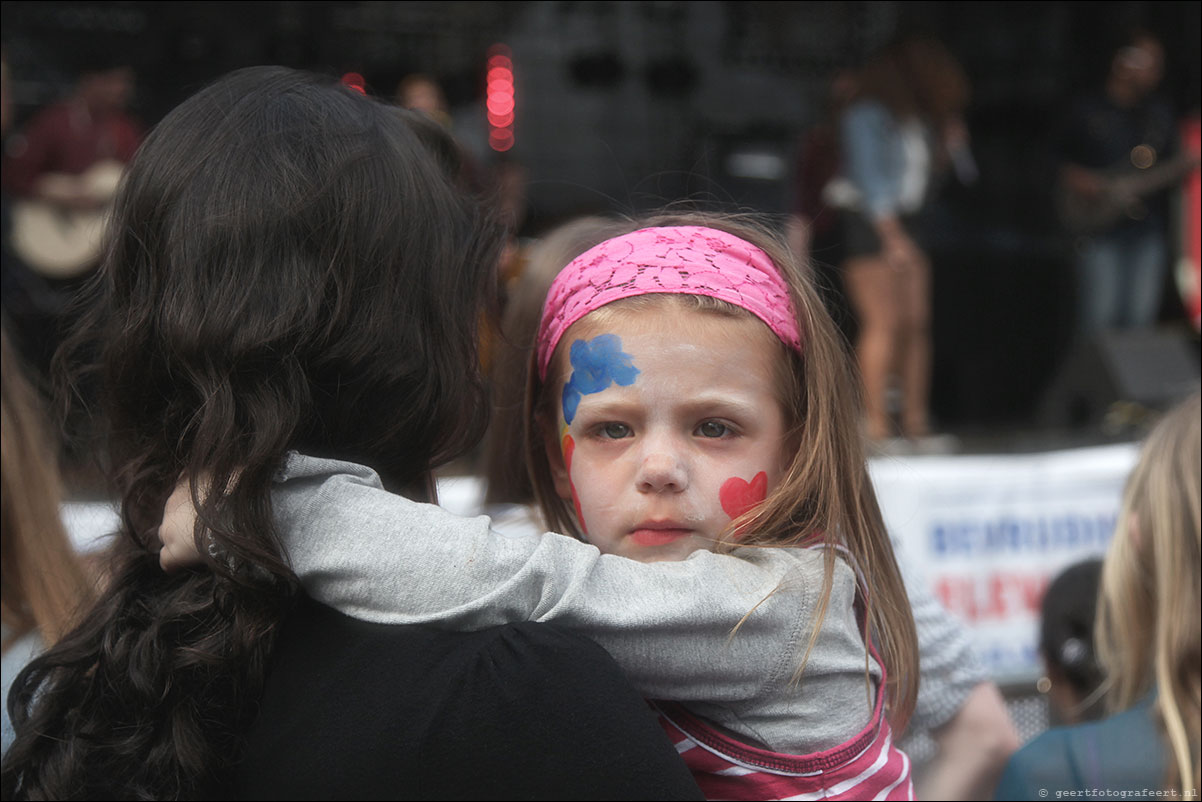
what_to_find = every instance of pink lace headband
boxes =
[536,225,802,379]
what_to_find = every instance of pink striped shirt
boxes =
[651,682,913,801]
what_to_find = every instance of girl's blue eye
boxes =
[602,422,632,439]
[697,420,729,438]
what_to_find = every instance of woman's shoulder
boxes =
[264,592,624,688]
[995,701,1164,800]
[995,726,1078,798]
[231,594,702,800]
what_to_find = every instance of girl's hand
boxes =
[157,478,205,573]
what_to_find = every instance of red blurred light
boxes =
[489,128,514,152]
[487,110,515,128]
[487,94,515,116]
[485,43,515,152]
[340,72,366,94]
[487,80,514,97]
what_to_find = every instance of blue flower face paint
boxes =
[561,334,640,424]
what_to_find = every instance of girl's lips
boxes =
[629,528,692,547]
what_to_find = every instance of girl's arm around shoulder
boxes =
[275,454,821,704]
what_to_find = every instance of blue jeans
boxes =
[1075,227,1166,335]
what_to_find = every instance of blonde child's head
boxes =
[525,211,917,728]
[1097,392,1201,796]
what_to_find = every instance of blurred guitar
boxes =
[11,160,124,278]
[1056,152,1200,235]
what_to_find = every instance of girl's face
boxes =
[546,304,791,562]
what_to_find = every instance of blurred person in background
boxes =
[396,72,452,130]
[996,392,1200,800]
[1,53,140,209]
[900,549,1019,801]
[1,53,142,379]
[1,326,95,756]
[787,69,858,271]
[826,37,972,443]
[396,70,525,305]
[786,68,859,343]
[1036,559,1106,726]
[396,71,493,199]
[1053,29,1198,337]
[1,53,141,259]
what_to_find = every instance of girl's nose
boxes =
[636,448,688,493]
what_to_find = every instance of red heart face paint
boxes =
[720,471,769,524]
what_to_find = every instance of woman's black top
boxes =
[218,593,702,800]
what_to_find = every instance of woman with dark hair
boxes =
[828,38,971,442]
[1,66,702,800]
[1037,559,1106,725]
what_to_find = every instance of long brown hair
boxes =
[525,211,918,731]
[1,327,93,651]
[1096,392,1201,797]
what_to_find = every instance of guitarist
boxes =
[2,56,141,214]
[1,55,142,375]
[1052,29,1186,336]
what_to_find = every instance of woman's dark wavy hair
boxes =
[1,66,504,799]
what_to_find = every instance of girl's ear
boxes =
[539,413,573,500]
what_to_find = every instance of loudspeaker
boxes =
[1039,328,1200,429]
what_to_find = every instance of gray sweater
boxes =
[277,453,881,753]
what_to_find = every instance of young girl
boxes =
[524,215,917,797]
[160,213,919,799]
